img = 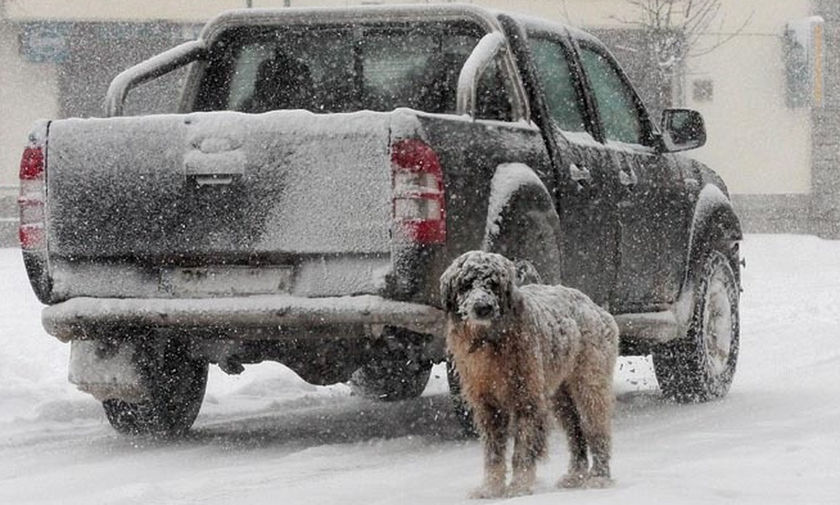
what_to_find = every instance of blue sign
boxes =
[20,23,71,63]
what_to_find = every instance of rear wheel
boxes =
[653,249,740,403]
[102,337,208,437]
[350,329,432,401]
[350,361,431,401]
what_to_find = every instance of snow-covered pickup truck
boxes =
[19,4,742,436]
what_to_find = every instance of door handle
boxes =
[184,137,246,186]
[184,150,246,186]
[569,163,592,183]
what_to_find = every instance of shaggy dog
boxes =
[440,251,619,498]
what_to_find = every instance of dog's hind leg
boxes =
[470,401,509,499]
[553,385,589,488]
[508,401,548,496]
[570,378,614,487]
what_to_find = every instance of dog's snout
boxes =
[473,300,494,319]
[458,287,499,322]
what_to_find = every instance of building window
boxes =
[693,79,714,102]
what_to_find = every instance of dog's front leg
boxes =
[507,405,548,496]
[470,402,509,499]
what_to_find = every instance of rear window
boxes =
[194,21,511,119]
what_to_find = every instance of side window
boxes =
[475,60,513,121]
[529,36,587,132]
[578,45,645,145]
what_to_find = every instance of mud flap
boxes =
[68,340,145,403]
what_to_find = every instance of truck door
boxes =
[525,29,620,307]
[574,41,689,310]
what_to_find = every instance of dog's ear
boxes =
[499,257,519,314]
[439,259,461,313]
[514,260,542,286]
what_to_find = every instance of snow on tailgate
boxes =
[46,109,395,259]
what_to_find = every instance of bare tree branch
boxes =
[689,10,755,58]
[614,0,753,69]
[608,0,752,106]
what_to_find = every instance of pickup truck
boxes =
[19,4,742,436]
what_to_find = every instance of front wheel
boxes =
[653,249,740,403]
[102,337,208,437]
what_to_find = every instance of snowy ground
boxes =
[1,235,839,504]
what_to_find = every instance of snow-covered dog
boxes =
[440,251,619,497]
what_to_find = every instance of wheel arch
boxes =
[481,163,563,283]
[683,184,743,293]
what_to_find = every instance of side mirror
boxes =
[660,108,706,152]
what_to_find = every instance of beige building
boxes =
[1,0,837,244]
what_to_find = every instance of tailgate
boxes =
[46,110,393,260]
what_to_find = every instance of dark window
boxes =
[578,45,645,145]
[194,22,511,120]
[529,35,587,132]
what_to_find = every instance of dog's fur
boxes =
[440,251,619,498]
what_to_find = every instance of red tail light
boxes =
[19,223,45,249]
[391,139,446,244]
[19,146,44,180]
[19,146,46,250]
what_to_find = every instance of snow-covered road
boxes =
[1,235,839,504]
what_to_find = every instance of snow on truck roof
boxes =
[200,4,503,41]
[509,12,601,44]
[197,3,582,44]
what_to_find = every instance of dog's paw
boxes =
[557,471,588,489]
[584,475,614,489]
[469,484,506,499]
[504,483,534,498]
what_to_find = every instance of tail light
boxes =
[19,145,46,250]
[391,139,446,244]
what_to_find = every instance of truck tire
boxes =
[653,249,740,403]
[446,358,478,437]
[350,328,432,401]
[102,338,208,437]
[350,359,432,401]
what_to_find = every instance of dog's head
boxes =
[440,251,518,324]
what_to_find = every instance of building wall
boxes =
[686,2,812,196]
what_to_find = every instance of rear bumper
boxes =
[43,294,445,342]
